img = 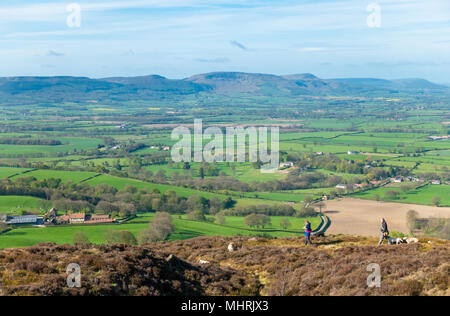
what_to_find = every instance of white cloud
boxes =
[297,47,328,52]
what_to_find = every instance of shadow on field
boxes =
[174,230,203,238]
[1,231,26,236]
[312,238,345,246]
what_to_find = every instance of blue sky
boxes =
[0,0,449,83]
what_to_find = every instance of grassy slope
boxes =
[0,196,46,214]
[0,214,320,249]
[352,184,450,206]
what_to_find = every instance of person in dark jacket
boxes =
[378,218,390,245]
[304,220,313,245]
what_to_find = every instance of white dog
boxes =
[403,237,419,244]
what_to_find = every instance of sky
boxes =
[0,0,449,83]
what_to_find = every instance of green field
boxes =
[84,174,287,207]
[0,214,320,249]
[352,184,450,206]
[0,196,47,214]
[0,89,449,249]
[0,167,31,179]
[12,169,98,183]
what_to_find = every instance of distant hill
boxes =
[102,75,210,94]
[0,72,447,105]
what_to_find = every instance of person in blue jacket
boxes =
[304,220,313,245]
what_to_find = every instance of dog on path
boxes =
[386,237,406,245]
[387,237,419,245]
[403,237,419,244]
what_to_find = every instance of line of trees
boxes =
[0,137,62,146]
[0,177,235,218]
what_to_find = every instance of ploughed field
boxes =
[324,198,450,236]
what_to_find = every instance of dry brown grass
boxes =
[0,235,448,296]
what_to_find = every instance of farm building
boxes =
[55,215,70,225]
[429,135,450,140]
[347,150,358,155]
[56,213,85,224]
[279,162,294,169]
[406,176,422,182]
[54,213,115,225]
[84,214,116,224]
[69,213,86,224]
[4,215,41,226]
[431,180,441,185]
[393,176,404,183]
[336,184,348,190]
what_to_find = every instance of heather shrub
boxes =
[390,280,423,296]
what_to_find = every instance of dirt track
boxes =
[323,198,450,236]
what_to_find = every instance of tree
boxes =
[315,202,326,214]
[187,210,206,222]
[209,197,223,215]
[432,196,441,207]
[385,190,399,199]
[37,199,53,212]
[105,230,137,245]
[296,206,317,218]
[216,213,226,225]
[406,210,419,232]
[244,214,259,228]
[222,197,235,209]
[151,212,175,237]
[139,212,175,244]
[244,214,271,229]
[280,219,291,230]
[0,222,8,233]
[401,184,414,193]
[303,196,314,206]
[187,195,208,212]
[119,231,138,245]
[258,215,271,229]
[73,231,90,246]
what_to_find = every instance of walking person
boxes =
[304,220,313,246]
[378,218,390,245]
